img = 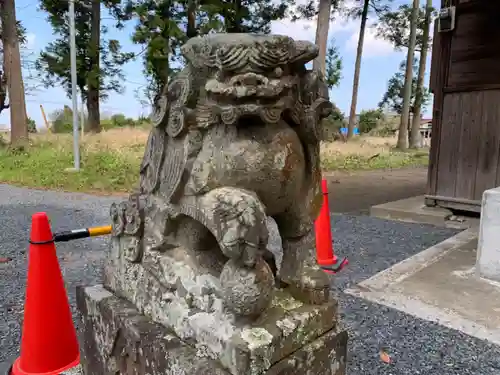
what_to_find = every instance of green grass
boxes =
[0,138,429,193]
[0,141,140,193]
[321,149,429,171]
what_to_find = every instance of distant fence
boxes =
[340,127,360,136]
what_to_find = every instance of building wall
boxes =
[427,0,500,212]
[436,90,500,202]
[447,1,500,90]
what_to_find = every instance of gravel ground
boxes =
[0,185,115,372]
[1,184,499,374]
[330,215,500,375]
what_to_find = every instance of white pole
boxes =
[69,0,80,170]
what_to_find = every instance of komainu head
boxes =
[179,33,327,127]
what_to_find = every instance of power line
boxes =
[15,1,38,11]
[25,98,140,113]
[123,79,146,86]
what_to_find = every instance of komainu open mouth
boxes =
[205,73,297,100]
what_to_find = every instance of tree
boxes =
[0,69,7,115]
[120,0,291,106]
[324,37,343,89]
[87,0,102,133]
[375,1,436,148]
[288,0,343,79]
[1,19,42,100]
[1,0,28,145]
[27,117,37,133]
[35,0,134,133]
[0,19,27,102]
[409,0,432,148]
[397,0,419,150]
[344,0,393,140]
[358,108,384,134]
[119,0,192,107]
[217,0,289,33]
[378,58,430,131]
[374,3,434,52]
[313,0,333,75]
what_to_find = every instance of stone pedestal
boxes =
[477,187,500,282]
[77,285,347,375]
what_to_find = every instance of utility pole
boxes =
[1,0,28,146]
[39,104,50,131]
[68,0,80,170]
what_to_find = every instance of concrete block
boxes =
[476,187,500,282]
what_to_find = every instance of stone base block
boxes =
[76,285,348,375]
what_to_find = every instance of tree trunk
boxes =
[409,0,432,148]
[186,0,197,38]
[396,0,419,150]
[0,29,8,115]
[226,0,242,32]
[1,0,27,146]
[87,0,101,133]
[21,79,27,120]
[347,0,369,140]
[79,85,86,131]
[313,0,331,75]
[0,70,9,115]
[86,90,99,132]
[407,113,412,138]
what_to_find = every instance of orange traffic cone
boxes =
[315,179,348,274]
[11,212,80,375]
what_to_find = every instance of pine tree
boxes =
[378,58,430,121]
[344,0,393,140]
[0,18,26,114]
[119,0,290,105]
[375,1,435,147]
[35,0,134,133]
[1,0,28,145]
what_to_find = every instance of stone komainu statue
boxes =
[86,33,348,375]
[108,33,334,318]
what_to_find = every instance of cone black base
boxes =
[320,257,349,274]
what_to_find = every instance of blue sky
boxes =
[1,0,439,128]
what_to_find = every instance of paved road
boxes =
[325,167,428,214]
[1,183,499,374]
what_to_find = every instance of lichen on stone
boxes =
[240,328,273,351]
[276,318,297,337]
[271,292,303,311]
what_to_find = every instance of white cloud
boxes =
[270,18,317,42]
[25,33,36,50]
[270,0,357,41]
[271,11,359,43]
[345,27,395,57]
[270,0,396,58]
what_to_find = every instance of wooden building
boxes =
[426,0,500,213]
